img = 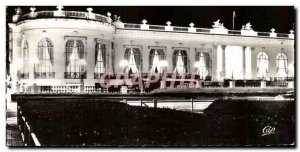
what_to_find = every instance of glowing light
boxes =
[119,60,128,67]
[225,46,243,79]
[173,52,185,75]
[160,60,168,67]
[194,61,200,67]
[245,47,252,79]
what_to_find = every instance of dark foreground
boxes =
[15,98,295,147]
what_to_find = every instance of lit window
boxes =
[195,52,210,79]
[65,40,86,79]
[173,50,188,75]
[149,49,165,74]
[257,51,269,79]
[124,48,141,74]
[35,38,54,79]
[276,53,288,80]
[94,43,106,79]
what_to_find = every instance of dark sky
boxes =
[6,6,295,33]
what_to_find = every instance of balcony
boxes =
[94,73,105,79]
[34,72,55,79]
[64,72,87,79]
[19,73,29,79]
[18,10,111,24]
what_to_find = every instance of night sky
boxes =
[6,6,295,33]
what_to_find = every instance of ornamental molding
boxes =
[148,46,167,50]
[115,29,293,47]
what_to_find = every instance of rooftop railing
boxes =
[15,9,294,39]
[18,10,111,24]
[119,23,294,39]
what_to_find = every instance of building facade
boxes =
[8,7,295,92]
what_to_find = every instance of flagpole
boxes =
[233,11,235,30]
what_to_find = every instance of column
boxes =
[86,38,94,82]
[215,45,222,81]
[189,48,195,74]
[242,46,246,79]
[245,46,253,80]
[222,45,226,80]
[142,45,148,73]
[167,47,173,73]
[107,42,114,74]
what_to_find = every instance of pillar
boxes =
[245,46,253,80]
[121,85,128,94]
[288,81,294,88]
[222,45,226,80]
[80,79,84,93]
[229,80,235,88]
[196,80,202,88]
[32,83,39,94]
[243,46,246,79]
[260,80,266,88]
[160,80,166,89]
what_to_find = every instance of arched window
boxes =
[195,52,210,79]
[35,38,54,79]
[257,51,269,79]
[173,50,188,75]
[65,40,86,79]
[124,48,141,74]
[149,49,166,74]
[21,40,29,79]
[94,43,106,79]
[276,53,288,80]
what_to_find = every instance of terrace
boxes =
[14,7,112,24]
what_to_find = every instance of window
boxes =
[195,52,210,79]
[65,40,86,79]
[257,51,269,79]
[94,43,106,79]
[276,53,288,80]
[20,40,29,79]
[35,38,54,79]
[124,48,141,74]
[173,50,188,75]
[149,49,165,74]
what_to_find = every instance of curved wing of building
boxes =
[8,7,295,93]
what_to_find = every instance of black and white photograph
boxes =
[4,5,295,148]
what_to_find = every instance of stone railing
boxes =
[119,23,294,39]
[34,72,55,79]
[19,73,29,79]
[18,10,111,24]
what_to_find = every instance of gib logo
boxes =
[262,126,276,136]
